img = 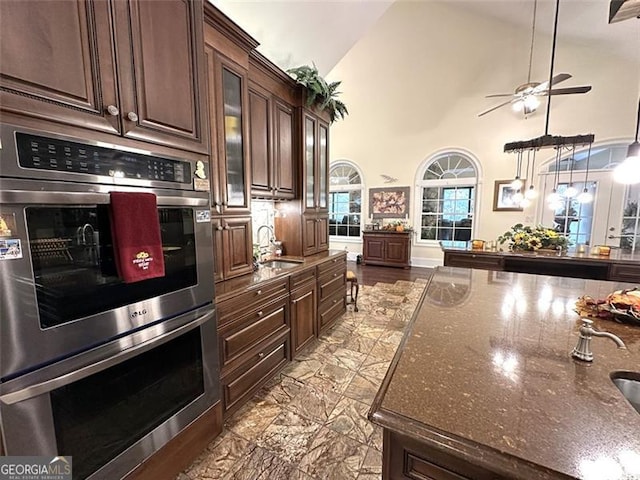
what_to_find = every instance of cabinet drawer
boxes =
[217,277,289,326]
[386,431,506,480]
[318,289,346,332]
[609,263,640,282]
[444,252,504,270]
[221,334,288,414]
[290,266,317,290]
[219,296,289,373]
[317,254,347,277]
[318,269,346,302]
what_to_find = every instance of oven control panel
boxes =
[16,133,191,183]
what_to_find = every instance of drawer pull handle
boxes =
[333,259,337,263]
[256,290,262,295]
[257,311,263,317]
[333,299,338,304]
[258,352,265,359]
[292,299,297,304]
[333,273,337,277]
[106,105,120,116]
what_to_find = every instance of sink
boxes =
[611,372,640,414]
[261,259,303,269]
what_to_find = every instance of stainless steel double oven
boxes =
[0,124,218,480]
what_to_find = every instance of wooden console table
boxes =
[362,231,411,268]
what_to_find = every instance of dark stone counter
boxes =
[370,266,640,479]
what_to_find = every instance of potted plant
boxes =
[287,64,348,123]
[497,223,570,252]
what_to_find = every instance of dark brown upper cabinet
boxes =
[0,0,208,154]
[205,49,252,216]
[248,82,296,200]
[247,52,297,200]
[302,110,330,212]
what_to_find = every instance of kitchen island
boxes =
[443,246,640,282]
[369,266,640,479]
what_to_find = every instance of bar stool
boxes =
[346,270,359,312]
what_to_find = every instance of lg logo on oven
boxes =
[129,306,148,320]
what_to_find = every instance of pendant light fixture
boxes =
[525,149,539,199]
[613,98,640,184]
[577,142,594,204]
[547,147,563,210]
[511,150,524,190]
[564,144,578,198]
[504,0,595,202]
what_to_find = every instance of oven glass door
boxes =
[26,206,197,328]
[51,326,204,480]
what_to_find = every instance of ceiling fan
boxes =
[478,0,592,118]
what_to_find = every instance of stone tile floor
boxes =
[177,279,428,480]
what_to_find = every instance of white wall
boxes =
[326,1,640,267]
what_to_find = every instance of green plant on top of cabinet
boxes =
[0,0,208,154]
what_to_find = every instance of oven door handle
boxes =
[0,309,215,405]
[0,189,209,207]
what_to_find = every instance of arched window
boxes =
[329,162,363,238]
[416,152,478,247]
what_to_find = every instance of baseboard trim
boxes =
[410,257,443,268]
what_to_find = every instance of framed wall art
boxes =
[369,187,410,219]
[493,180,524,212]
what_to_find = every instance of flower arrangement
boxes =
[497,223,570,252]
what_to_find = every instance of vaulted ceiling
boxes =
[210,0,639,78]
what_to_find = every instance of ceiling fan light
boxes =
[577,188,593,204]
[523,95,540,112]
[627,141,640,159]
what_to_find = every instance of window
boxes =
[417,153,478,247]
[329,163,362,238]
[540,143,630,248]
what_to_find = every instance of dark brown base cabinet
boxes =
[290,267,318,355]
[363,231,412,268]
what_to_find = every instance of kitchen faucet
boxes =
[256,224,275,261]
[571,318,626,362]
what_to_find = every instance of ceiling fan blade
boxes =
[532,73,572,93]
[478,98,516,117]
[485,93,515,98]
[544,86,592,95]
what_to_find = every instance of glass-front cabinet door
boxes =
[318,121,329,211]
[304,115,317,210]
[222,67,246,208]
[210,53,250,215]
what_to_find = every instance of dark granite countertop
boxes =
[370,266,640,479]
[214,250,346,302]
[442,246,640,265]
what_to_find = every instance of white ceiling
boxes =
[210,0,639,77]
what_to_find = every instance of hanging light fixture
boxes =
[511,150,524,190]
[525,149,539,199]
[504,0,595,209]
[577,141,594,203]
[564,144,578,198]
[613,98,640,184]
[547,148,562,205]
